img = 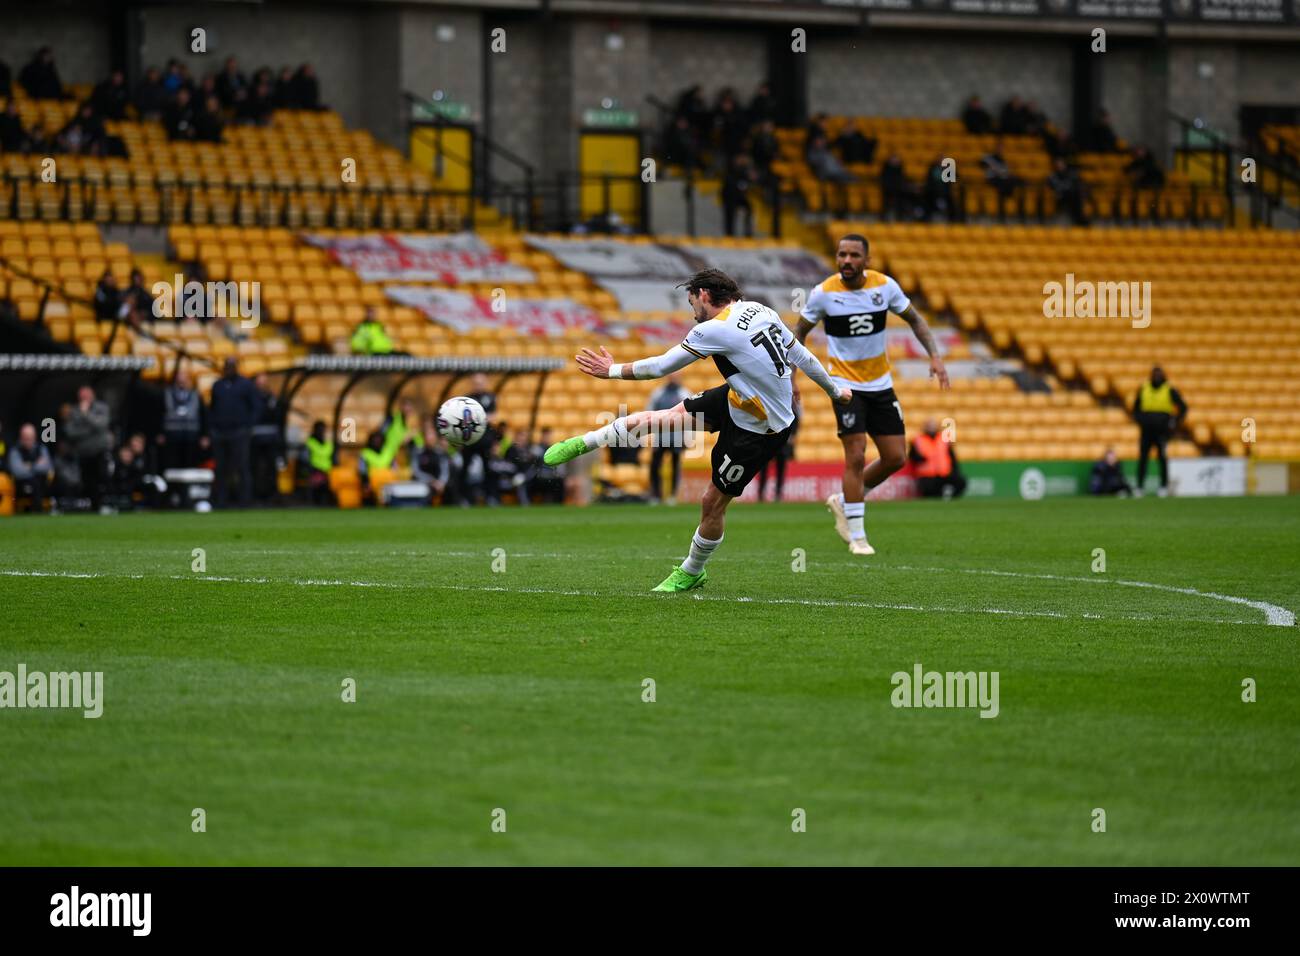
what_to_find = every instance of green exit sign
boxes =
[583,108,639,129]
[412,100,472,122]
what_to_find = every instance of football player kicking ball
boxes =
[794,233,950,555]
[544,269,850,593]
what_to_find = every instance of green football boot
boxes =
[544,435,591,466]
[651,566,709,593]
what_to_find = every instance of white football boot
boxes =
[849,537,876,556]
[826,493,851,543]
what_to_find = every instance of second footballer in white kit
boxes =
[795,233,950,555]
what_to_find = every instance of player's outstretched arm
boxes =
[575,344,700,381]
[899,304,950,390]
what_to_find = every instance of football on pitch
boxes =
[436,396,487,447]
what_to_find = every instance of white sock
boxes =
[681,527,723,575]
[843,500,866,540]
[583,418,629,450]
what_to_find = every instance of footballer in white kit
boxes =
[795,233,950,556]
[544,269,850,592]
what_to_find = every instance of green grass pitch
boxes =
[1,496,1297,865]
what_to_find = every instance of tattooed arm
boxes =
[899,303,950,390]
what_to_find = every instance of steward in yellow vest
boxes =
[1133,366,1187,495]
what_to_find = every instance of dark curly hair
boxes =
[676,268,742,305]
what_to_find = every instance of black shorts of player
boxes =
[835,386,906,437]
[684,384,793,496]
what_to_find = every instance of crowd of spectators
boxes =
[0,360,569,517]
[315,374,565,508]
[0,47,325,160]
[0,359,285,514]
[660,82,783,236]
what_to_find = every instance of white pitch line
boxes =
[0,567,1270,626]
[891,565,1296,628]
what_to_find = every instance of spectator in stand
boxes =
[358,430,392,495]
[1023,100,1048,137]
[18,47,64,100]
[349,307,394,355]
[237,79,274,125]
[91,70,130,120]
[910,418,967,499]
[214,56,248,108]
[93,270,125,321]
[22,121,52,156]
[998,95,1030,135]
[675,85,710,144]
[1044,127,1077,161]
[164,87,198,141]
[1047,157,1089,226]
[721,154,756,237]
[273,67,297,110]
[713,91,749,165]
[980,138,1023,200]
[57,103,105,155]
[162,59,190,96]
[530,428,565,504]
[159,367,206,470]
[0,59,10,99]
[1089,447,1132,497]
[880,153,915,221]
[647,373,689,505]
[497,427,537,506]
[805,112,829,146]
[134,67,169,121]
[0,100,25,153]
[834,120,877,165]
[379,398,424,472]
[123,268,153,326]
[195,94,225,143]
[961,95,993,135]
[412,421,453,504]
[1090,109,1119,152]
[301,419,334,506]
[108,442,146,511]
[663,115,702,172]
[208,357,259,508]
[923,155,954,221]
[747,81,776,126]
[750,119,779,183]
[62,385,113,512]
[7,423,54,513]
[197,74,219,108]
[250,373,282,503]
[127,432,156,476]
[1126,145,1165,189]
[292,63,320,110]
[806,134,854,184]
